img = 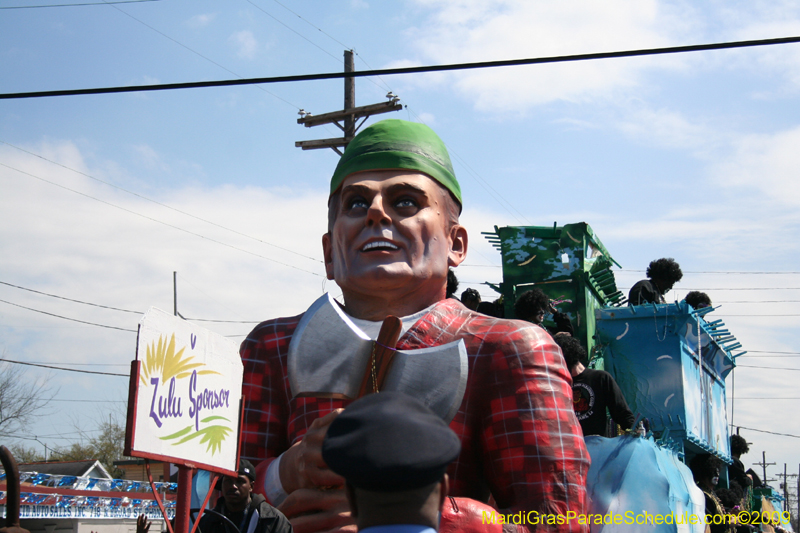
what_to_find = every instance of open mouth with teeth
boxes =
[361,240,399,252]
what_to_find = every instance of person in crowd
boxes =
[198,460,292,533]
[514,288,573,337]
[459,288,481,311]
[714,487,754,533]
[729,435,753,492]
[628,258,683,305]
[321,392,465,533]
[554,335,635,437]
[238,119,588,532]
[476,299,502,318]
[690,454,734,533]
[446,268,458,299]
[685,291,712,310]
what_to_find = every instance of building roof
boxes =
[19,459,113,479]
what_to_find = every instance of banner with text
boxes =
[127,307,243,474]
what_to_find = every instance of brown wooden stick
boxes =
[357,316,402,397]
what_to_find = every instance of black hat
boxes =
[238,459,256,482]
[322,391,460,492]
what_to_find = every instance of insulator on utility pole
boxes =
[295,49,403,155]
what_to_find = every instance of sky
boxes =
[1,0,799,491]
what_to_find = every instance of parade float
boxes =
[483,222,793,532]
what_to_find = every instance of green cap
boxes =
[330,119,461,206]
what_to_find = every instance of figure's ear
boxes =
[447,225,468,268]
[322,232,335,280]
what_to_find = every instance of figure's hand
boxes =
[136,514,151,533]
[278,487,356,533]
[280,409,345,494]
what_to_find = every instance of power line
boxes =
[102,0,299,109]
[185,318,259,324]
[618,270,800,274]
[26,361,129,366]
[0,298,137,332]
[270,0,351,51]
[0,0,160,8]
[245,0,340,62]
[621,287,800,290]
[736,426,800,439]
[0,358,128,377]
[0,279,257,324]
[4,35,800,100]
[250,0,396,99]
[405,106,529,227]
[0,280,142,314]
[750,350,800,355]
[50,398,127,403]
[1,162,322,276]
[708,300,800,303]
[739,355,800,358]
[0,141,323,264]
[736,365,800,372]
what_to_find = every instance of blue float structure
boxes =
[594,301,739,464]
[486,223,794,532]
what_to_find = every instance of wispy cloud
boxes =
[398,0,687,111]
[230,30,258,60]
[186,13,217,29]
[710,125,800,207]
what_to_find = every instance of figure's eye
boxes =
[395,198,418,209]
[345,196,369,210]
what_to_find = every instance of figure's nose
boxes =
[366,195,391,226]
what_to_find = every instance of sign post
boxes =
[125,308,244,533]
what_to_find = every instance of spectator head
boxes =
[460,288,481,310]
[553,335,586,370]
[728,480,745,501]
[514,288,550,324]
[730,434,750,457]
[685,291,712,310]
[322,391,460,530]
[477,300,503,318]
[689,454,722,490]
[715,487,741,511]
[446,268,459,299]
[646,258,683,293]
[221,459,256,511]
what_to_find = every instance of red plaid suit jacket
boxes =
[239,298,589,532]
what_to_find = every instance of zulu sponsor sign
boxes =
[127,307,243,474]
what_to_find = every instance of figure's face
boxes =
[323,170,467,307]
[222,475,252,508]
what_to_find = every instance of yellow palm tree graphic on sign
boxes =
[139,333,230,455]
[140,333,219,384]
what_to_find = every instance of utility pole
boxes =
[785,463,789,503]
[173,271,184,319]
[295,50,403,155]
[174,271,178,317]
[755,451,776,486]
